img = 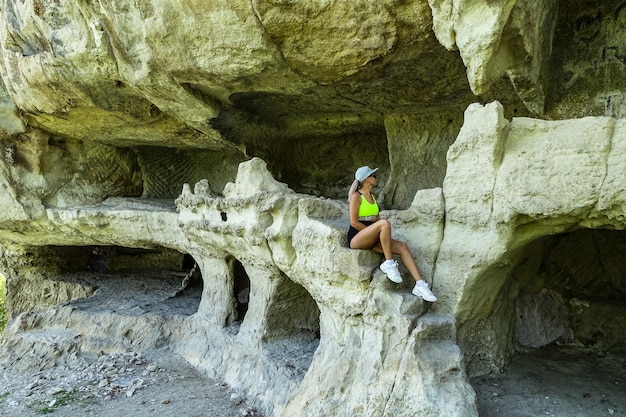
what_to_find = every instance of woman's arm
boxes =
[374,194,381,221]
[349,192,365,230]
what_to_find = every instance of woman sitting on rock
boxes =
[347,166,437,302]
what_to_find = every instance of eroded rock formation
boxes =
[0,1,625,417]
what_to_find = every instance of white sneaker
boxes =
[380,260,403,283]
[412,280,437,302]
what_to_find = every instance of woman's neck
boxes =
[359,184,372,195]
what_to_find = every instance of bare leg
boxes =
[375,238,436,301]
[350,219,393,260]
[391,240,423,282]
[372,238,423,279]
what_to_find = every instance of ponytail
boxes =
[347,179,360,202]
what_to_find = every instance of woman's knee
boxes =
[396,241,409,254]
[378,219,391,230]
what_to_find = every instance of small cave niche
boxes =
[262,277,321,343]
[134,146,244,199]
[19,245,203,317]
[473,228,626,416]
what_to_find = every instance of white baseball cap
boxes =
[355,166,379,182]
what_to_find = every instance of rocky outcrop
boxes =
[439,102,626,375]
[0,157,476,417]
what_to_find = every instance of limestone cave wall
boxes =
[0,1,626,417]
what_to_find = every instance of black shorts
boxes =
[347,221,375,247]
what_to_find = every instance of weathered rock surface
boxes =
[0,1,625,417]
[440,102,626,375]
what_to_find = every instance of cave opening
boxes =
[8,245,203,318]
[226,256,321,381]
[261,276,321,382]
[513,229,626,353]
[473,228,626,416]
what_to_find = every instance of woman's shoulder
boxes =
[349,191,362,203]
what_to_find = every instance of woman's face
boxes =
[366,173,377,186]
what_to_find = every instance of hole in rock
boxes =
[26,245,203,317]
[513,229,626,352]
[232,259,250,322]
[473,229,626,416]
[261,277,320,343]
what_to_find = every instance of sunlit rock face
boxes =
[1,1,626,417]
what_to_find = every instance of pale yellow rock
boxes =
[0,0,623,414]
[438,101,626,378]
[429,0,557,112]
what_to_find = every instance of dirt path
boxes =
[3,343,624,417]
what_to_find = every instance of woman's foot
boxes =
[412,280,437,302]
[380,260,403,283]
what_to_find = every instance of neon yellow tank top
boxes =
[359,194,379,218]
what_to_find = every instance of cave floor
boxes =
[472,346,626,417]
[65,272,626,417]
[58,270,202,316]
[7,272,626,416]
[0,271,263,417]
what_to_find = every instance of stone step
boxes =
[414,314,456,340]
